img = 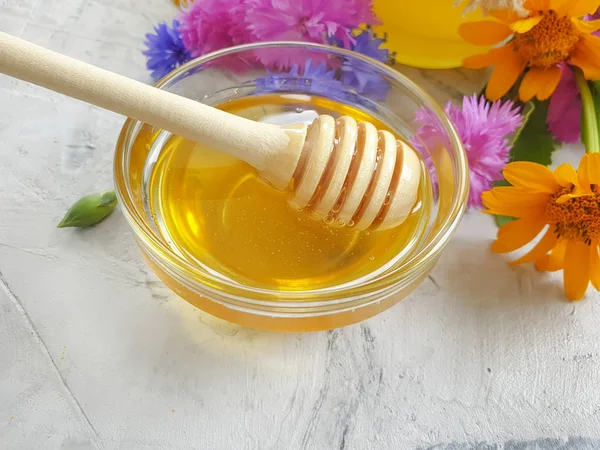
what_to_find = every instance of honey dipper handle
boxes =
[0,32,306,190]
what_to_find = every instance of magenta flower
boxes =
[178,0,252,70]
[545,9,598,144]
[547,64,581,144]
[239,0,380,68]
[413,95,522,208]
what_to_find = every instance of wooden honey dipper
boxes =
[0,32,421,231]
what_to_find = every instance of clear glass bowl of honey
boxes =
[114,42,468,332]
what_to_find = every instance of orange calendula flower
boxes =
[459,0,600,101]
[483,153,600,301]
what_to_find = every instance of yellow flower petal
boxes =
[578,152,600,190]
[511,16,543,33]
[535,239,567,271]
[571,34,600,80]
[489,9,523,23]
[492,214,547,253]
[483,204,546,218]
[590,242,600,290]
[560,0,600,18]
[550,0,571,12]
[486,186,550,204]
[556,192,594,203]
[483,188,550,217]
[483,203,547,218]
[463,46,508,69]
[503,161,560,193]
[518,66,562,101]
[579,155,592,190]
[554,163,578,187]
[572,18,600,34]
[485,44,527,100]
[524,0,551,11]
[564,240,591,301]
[509,228,558,265]
[459,21,513,45]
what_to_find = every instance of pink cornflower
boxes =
[178,0,251,69]
[239,0,379,68]
[414,95,522,208]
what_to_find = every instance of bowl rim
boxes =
[114,41,468,305]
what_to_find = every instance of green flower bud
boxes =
[57,190,118,228]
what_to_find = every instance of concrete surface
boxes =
[2,1,600,449]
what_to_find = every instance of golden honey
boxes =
[135,94,433,292]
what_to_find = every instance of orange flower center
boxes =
[512,10,580,69]
[545,187,600,245]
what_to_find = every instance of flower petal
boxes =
[482,204,547,218]
[563,240,591,301]
[489,9,523,23]
[572,18,600,34]
[546,64,582,144]
[509,228,558,265]
[503,161,560,192]
[590,242,600,290]
[459,21,513,45]
[556,192,594,203]
[524,0,550,11]
[554,163,578,187]
[492,214,547,253]
[486,186,549,204]
[463,46,508,69]
[560,0,600,18]
[549,0,571,12]
[535,239,567,271]
[481,191,549,218]
[485,44,527,100]
[571,35,600,80]
[518,67,562,101]
[578,152,600,189]
[511,15,543,33]
[482,188,550,217]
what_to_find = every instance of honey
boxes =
[136,94,433,291]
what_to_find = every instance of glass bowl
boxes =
[113,42,468,332]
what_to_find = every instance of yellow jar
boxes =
[373,0,489,69]
[114,43,468,332]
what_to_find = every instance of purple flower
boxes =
[413,95,522,209]
[255,59,346,100]
[340,29,392,101]
[239,0,380,69]
[544,9,598,144]
[348,28,391,64]
[178,0,251,71]
[143,20,191,81]
[547,64,581,144]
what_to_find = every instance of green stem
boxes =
[574,67,600,154]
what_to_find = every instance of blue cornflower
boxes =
[349,28,391,64]
[340,29,392,101]
[255,59,347,100]
[143,20,192,81]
